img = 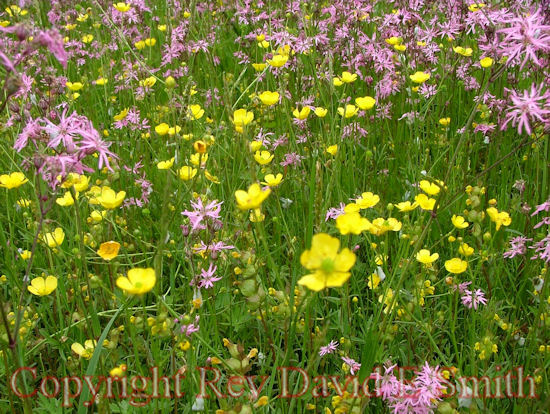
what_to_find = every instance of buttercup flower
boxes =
[355,192,380,209]
[355,96,376,110]
[258,91,279,106]
[410,71,431,84]
[445,258,468,274]
[232,109,254,132]
[452,215,469,229]
[336,212,372,235]
[486,207,512,230]
[0,172,28,189]
[416,249,439,265]
[337,104,359,118]
[235,183,271,210]
[262,173,283,187]
[41,228,65,248]
[298,233,356,291]
[293,107,311,120]
[28,276,58,296]
[97,241,121,261]
[71,340,97,359]
[267,54,288,67]
[254,150,274,165]
[96,187,126,209]
[116,268,156,295]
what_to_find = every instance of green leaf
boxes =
[77,300,129,414]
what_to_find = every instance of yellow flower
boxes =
[188,104,205,120]
[178,166,197,181]
[56,192,76,207]
[336,212,372,235]
[385,37,402,45]
[453,46,473,57]
[190,153,208,166]
[419,180,441,196]
[246,140,263,153]
[95,77,108,86]
[71,340,97,360]
[97,241,121,261]
[480,57,494,68]
[235,183,271,210]
[333,77,344,86]
[326,145,338,155]
[168,126,182,136]
[258,91,279,106]
[444,258,468,274]
[96,187,126,209]
[66,81,83,91]
[17,199,31,208]
[155,123,170,136]
[204,170,220,184]
[145,38,156,46]
[232,109,254,132]
[254,150,274,165]
[249,208,265,222]
[27,276,58,296]
[458,243,474,257]
[20,250,32,260]
[486,207,511,230]
[355,96,376,110]
[41,228,65,248]
[193,140,207,154]
[337,104,359,118]
[409,71,430,84]
[0,172,28,189]
[292,107,311,120]
[369,217,402,236]
[157,157,175,170]
[451,215,469,229]
[90,210,106,223]
[266,54,288,67]
[114,108,129,121]
[298,233,356,291]
[116,268,156,295]
[82,34,94,44]
[262,173,283,187]
[414,194,436,211]
[367,273,381,289]
[113,2,131,12]
[439,117,451,127]
[252,63,266,72]
[416,249,439,264]
[339,71,357,83]
[314,107,328,117]
[139,76,156,88]
[355,192,380,209]
[395,201,418,212]
[394,44,407,52]
[134,40,145,50]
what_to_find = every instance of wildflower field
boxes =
[0,0,549,412]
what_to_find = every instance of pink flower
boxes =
[341,356,361,375]
[461,289,488,310]
[501,83,550,136]
[497,8,550,69]
[319,340,338,356]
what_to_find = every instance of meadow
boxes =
[0,0,549,412]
